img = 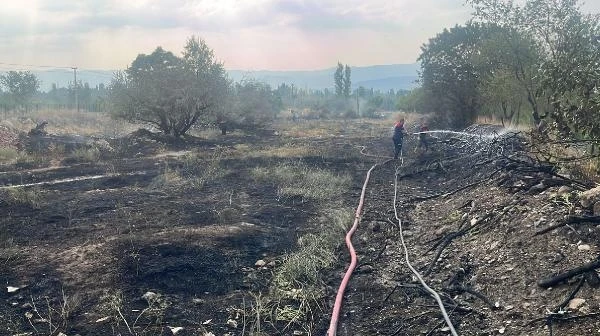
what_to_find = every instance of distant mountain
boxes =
[355,76,420,92]
[2,63,420,92]
[228,63,420,91]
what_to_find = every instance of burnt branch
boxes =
[538,259,600,288]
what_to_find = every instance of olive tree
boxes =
[467,0,600,137]
[109,36,230,137]
[233,80,282,127]
[418,23,490,128]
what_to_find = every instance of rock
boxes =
[227,319,238,328]
[57,333,68,336]
[489,241,500,250]
[141,291,158,303]
[578,244,591,251]
[534,217,546,228]
[568,298,586,311]
[357,265,374,274]
[513,180,526,188]
[255,260,266,267]
[168,326,184,335]
[528,182,545,194]
[499,327,506,334]
[372,221,381,232]
[7,286,20,293]
[579,186,600,208]
[435,226,447,236]
[557,186,572,196]
[267,261,277,267]
[95,316,111,323]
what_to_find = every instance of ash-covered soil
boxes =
[0,122,599,336]
[330,126,600,336]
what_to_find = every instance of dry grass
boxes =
[69,147,101,163]
[233,143,314,159]
[0,147,20,163]
[181,149,229,189]
[146,163,183,190]
[241,209,353,334]
[273,208,353,288]
[4,188,44,209]
[0,109,135,137]
[251,162,351,202]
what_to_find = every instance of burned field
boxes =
[0,120,599,335]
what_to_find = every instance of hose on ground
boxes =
[393,165,458,336]
[327,162,380,336]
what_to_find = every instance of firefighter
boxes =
[393,117,406,159]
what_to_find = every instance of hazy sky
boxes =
[0,0,598,71]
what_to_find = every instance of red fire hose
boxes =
[327,162,380,336]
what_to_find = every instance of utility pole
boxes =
[356,90,360,117]
[71,67,79,112]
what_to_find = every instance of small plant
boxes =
[146,162,182,190]
[0,235,20,267]
[0,147,20,163]
[47,143,66,159]
[181,148,228,189]
[15,151,48,168]
[5,187,43,209]
[25,290,81,335]
[102,290,171,335]
[69,146,101,163]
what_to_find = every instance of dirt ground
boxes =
[0,120,599,336]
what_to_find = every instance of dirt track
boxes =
[1,122,599,335]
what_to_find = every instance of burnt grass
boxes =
[1,121,599,335]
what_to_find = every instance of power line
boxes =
[0,61,119,78]
[0,67,73,73]
[0,61,73,69]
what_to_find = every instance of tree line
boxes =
[1,38,402,137]
[0,71,110,112]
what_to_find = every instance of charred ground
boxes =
[0,119,598,336]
